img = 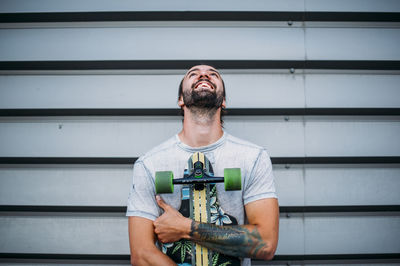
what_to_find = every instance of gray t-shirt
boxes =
[126,131,277,265]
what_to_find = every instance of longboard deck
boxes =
[162,152,240,266]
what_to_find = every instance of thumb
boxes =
[156,195,169,211]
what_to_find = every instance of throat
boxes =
[189,107,218,124]
[179,107,224,148]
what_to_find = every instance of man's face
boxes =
[180,65,225,109]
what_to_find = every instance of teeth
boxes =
[196,82,211,89]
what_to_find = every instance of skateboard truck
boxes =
[155,162,241,194]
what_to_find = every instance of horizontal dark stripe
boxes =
[0,253,129,261]
[281,205,400,213]
[274,253,400,261]
[272,157,400,164]
[0,253,399,262]
[1,157,400,165]
[1,108,400,117]
[0,157,138,164]
[305,12,400,22]
[0,11,399,23]
[0,205,126,213]
[1,60,400,71]
[1,205,398,213]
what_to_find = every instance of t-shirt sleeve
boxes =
[126,160,160,221]
[243,149,278,205]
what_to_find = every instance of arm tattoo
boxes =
[189,221,269,259]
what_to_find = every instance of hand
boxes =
[153,195,192,243]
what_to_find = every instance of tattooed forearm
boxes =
[189,221,270,259]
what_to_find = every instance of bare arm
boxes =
[128,216,176,266]
[189,198,279,260]
[154,196,279,260]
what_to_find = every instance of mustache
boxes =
[191,79,216,90]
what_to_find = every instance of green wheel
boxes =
[224,168,242,191]
[155,171,174,194]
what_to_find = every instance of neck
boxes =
[178,107,224,147]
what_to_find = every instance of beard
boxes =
[182,80,224,110]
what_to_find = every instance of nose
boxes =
[198,71,210,79]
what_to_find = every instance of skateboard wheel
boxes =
[155,171,174,194]
[224,168,241,191]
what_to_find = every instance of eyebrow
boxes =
[186,68,220,77]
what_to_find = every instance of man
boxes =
[127,65,279,265]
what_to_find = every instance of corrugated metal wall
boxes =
[0,0,399,265]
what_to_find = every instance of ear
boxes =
[178,96,185,107]
[222,99,226,108]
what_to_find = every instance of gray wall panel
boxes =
[1,164,398,207]
[0,117,182,157]
[305,165,400,206]
[1,26,398,61]
[0,27,304,61]
[305,117,400,156]
[225,116,305,157]
[305,74,400,108]
[3,73,400,109]
[305,0,400,12]
[0,0,399,261]
[0,73,305,109]
[274,165,305,206]
[0,74,182,109]
[1,215,398,255]
[306,28,400,60]
[1,117,398,157]
[2,0,399,13]
[0,216,129,254]
[0,116,305,157]
[0,0,304,12]
[304,214,400,254]
[0,165,131,205]
[275,216,305,255]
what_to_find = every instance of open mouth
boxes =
[193,80,215,90]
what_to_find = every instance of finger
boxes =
[156,195,169,211]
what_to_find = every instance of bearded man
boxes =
[127,65,279,265]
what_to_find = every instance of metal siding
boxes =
[305,117,400,156]
[305,74,400,108]
[276,216,305,255]
[2,117,399,157]
[306,28,400,60]
[2,73,400,109]
[0,165,131,205]
[304,214,400,254]
[0,0,305,12]
[305,0,400,12]
[274,165,305,206]
[0,1,399,264]
[0,73,305,109]
[0,116,305,157]
[0,27,305,61]
[0,117,182,157]
[1,215,399,255]
[0,74,182,108]
[304,165,400,206]
[1,165,398,207]
[0,216,129,254]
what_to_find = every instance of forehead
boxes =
[185,65,220,75]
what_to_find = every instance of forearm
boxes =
[188,221,273,260]
[131,247,176,266]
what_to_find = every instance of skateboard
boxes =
[155,152,242,266]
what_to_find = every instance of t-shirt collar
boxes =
[176,131,226,153]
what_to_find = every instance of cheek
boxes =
[182,79,193,91]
